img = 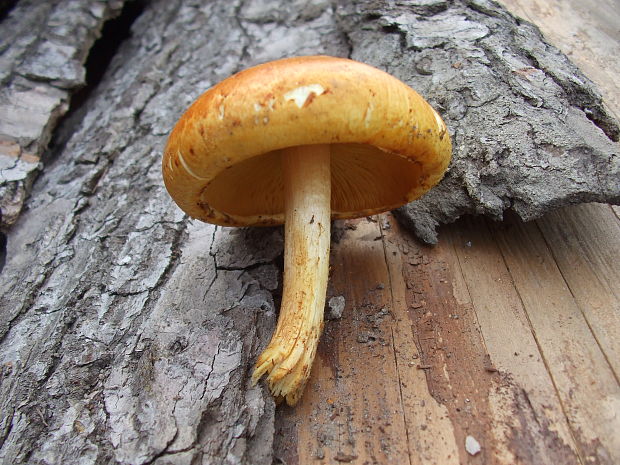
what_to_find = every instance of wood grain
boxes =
[490,213,620,464]
[276,209,618,464]
[447,216,581,464]
[537,204,620,376]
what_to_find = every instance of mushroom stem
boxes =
[252,144,331,405]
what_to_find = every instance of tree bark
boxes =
[0,0,618,463]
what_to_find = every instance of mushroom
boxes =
[162,56,451,405]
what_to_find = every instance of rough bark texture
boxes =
[370,0,620,243]
[0,0,126,227]
[0,0,618,464]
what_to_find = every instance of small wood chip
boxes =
[465,435,481,455]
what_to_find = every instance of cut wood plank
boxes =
[537,203,620,377]
[378,217,462,465]
[381,213,581,465]
[380,213,496,465]
[490,213,620,464]
[277,209,618,464]
[446,215,580,464]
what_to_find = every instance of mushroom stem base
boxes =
[252,144,331,406]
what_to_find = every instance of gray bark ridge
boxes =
[0,0,343,463]
[345,0,620,243]
[0,0,125,227]
[0,0,618,464]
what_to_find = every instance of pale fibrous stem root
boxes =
[252,144,331,406]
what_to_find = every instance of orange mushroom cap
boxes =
[162,55,451,226]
